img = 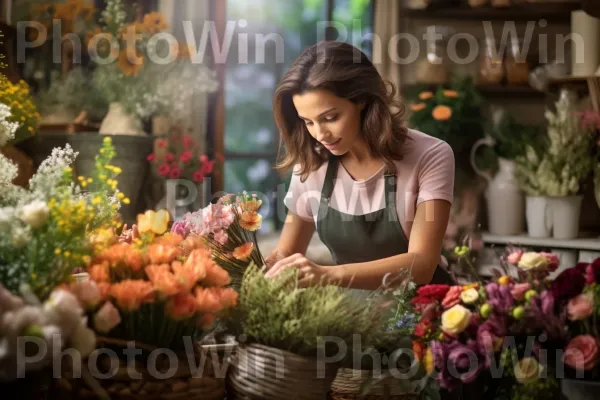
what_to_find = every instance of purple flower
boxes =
[170,219,191,237]
[485,282,514,314]
[477,315,507,367]
[526,290,567,341]
[430,339,486,390]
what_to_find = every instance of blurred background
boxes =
[1,0,600,278]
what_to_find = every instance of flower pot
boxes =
[227,343,339,400]
[526,196,553,238]
[549,196,583,239]
[99,102,144,136]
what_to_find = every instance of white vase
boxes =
[526,196,553,238]
[99,102,143,136]
[156,178,212,221]
[549,195,583,240]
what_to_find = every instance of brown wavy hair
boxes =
[273,41,409,182]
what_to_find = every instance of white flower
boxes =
[11,226,30,248]
[70,322,96,358]
[28,145,78,199]
[0,207,15,232]
[460,288,479,304]
[0,103,19,147]
[20,200,49,229]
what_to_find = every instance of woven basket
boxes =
[53,337,236,400]
[227,343,339,400]
[330,368,418,400]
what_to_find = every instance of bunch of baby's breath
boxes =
[234,263,385,358]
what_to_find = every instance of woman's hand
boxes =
[118,224,140,244]
[264,253,338,287]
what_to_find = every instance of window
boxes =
[223,0,373,233]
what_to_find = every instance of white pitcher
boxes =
[470,136,525,235]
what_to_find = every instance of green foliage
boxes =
[232,263,385,358]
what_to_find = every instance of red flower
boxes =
[147,153,156,162]
[202,160,215,174]
[412,295,436,306]
[157,163,170,177]
[169,167,182,179]
[417,284,450,301]
[164,153,174,163]
[156,139,167,148]
[199,154,208,163]
[414,318,432,338]
[183,135,194,148]
[180,150,193,163]
[551,267,586,305]
[193,170,205,183]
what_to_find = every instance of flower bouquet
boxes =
[411,247,566,400]
[172,192,266,291]
[226,263,386,400]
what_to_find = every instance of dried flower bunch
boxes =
[73,209,238,350]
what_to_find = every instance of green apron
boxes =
[315,156,455,287]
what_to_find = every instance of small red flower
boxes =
[417,284,450,300]
[202,160,215,174]
[199,154,208,163]
[147,153,156,162]
[414,319,432,338]
[164,153,174,163]
[180,151,193,163]
[193,170,205,183]
[157,163,170,177]
[170,167,182,179]
[156,139,168,148]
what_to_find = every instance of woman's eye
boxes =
[304,121,313,126]
[325,115,338,122]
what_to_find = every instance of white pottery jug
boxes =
[99,102,144,136]
[470,137,525,235]
[549,195,583,239]
[525,195,553,238]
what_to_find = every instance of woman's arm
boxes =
[264,210,316,268]
[267,199,451,288]
[332,199,451,288]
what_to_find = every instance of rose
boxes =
[510,283,531,301]
[507,250,523,264]
[564,335,600,371]
[514,357,544,384]
[93,302,121,333]
[20,200,49,229]
[441,305,472,336]
[541,252,559,272]
[460,288,479,304]
[417,284,450,300]
[551,268,586,304]
[518,252,548,271]
[567,293,594,321]
[441,286,462,309]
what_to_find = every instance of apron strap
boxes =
[320,156,339,202]
[383,172,397,213]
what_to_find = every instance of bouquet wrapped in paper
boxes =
[71,209,238,350]
[171,192,266,290]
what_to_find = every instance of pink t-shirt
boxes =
[283,129,455,239]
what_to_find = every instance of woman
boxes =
[264,41,456,289]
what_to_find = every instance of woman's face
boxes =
[292,89,364,156]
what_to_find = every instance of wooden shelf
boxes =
[403,83,545,98]
[401,4,579,23]
[482,232,600,251]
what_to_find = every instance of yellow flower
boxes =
[441,305,472,336]
[103,137,112,144]
[423,348,435,375]
[122,198,130,205]
[137,210,170,235]
[514,357,543,384]
[142,11,170,33]
[498,275,511,285]
[418,91,433,100]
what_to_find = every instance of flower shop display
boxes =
[172,192,266,291]
[89,0,218,135]
[470,108,542,236]
[515,89,596,239]
[148,131,223,220]
[226,263,386,400]
[57,209,238,400]
[411,246,567,400]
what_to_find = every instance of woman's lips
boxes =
[322,138,341,149]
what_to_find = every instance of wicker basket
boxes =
[227,343,339,400]
[330,368,418,400]
[53,337,236,400]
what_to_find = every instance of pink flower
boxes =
[169,167,182,179]
[157,163,170,177]
[567,293,594,321]
[510,283,531,301]
[93,302,122,333]
[586,265,596,285]
[70,280,101,309]
[441,286,462,309]
[541,252,559,272]
[507,250,523,264]
[182,135,194,148]
[213,229,228,245]
[180,151,193,163]
[201,160,215,174]
[147,153,156,162]
[564,335,600,371]
[164,153,174,163]
[193,170,205,183]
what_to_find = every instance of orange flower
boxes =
[413,340,426,361]
[117,47,144,77]
[97,243,144,272]
[137,210,170,235]
[410,103,426,112]
[120,22,146,44]
[171,249,209,290]
[145,264,182,296]
[97,282,111,302]
[195,287,238,314]
[198,313,215,329]
[443,90,459,98]
[89,262,109,282]
[180,235,205,256]
[147,244,180,265]
[142,11,170,33]
[240,198,262,213]
[166,293,197,320]
[419,91,433,100]
[153,233,184,247]
[432,105,452,121]
[232,242,254,261]
[124,249,144,272]
[239,211,262,231]
[110,280,154,311]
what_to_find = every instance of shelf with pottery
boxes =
[481,232,600,251]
